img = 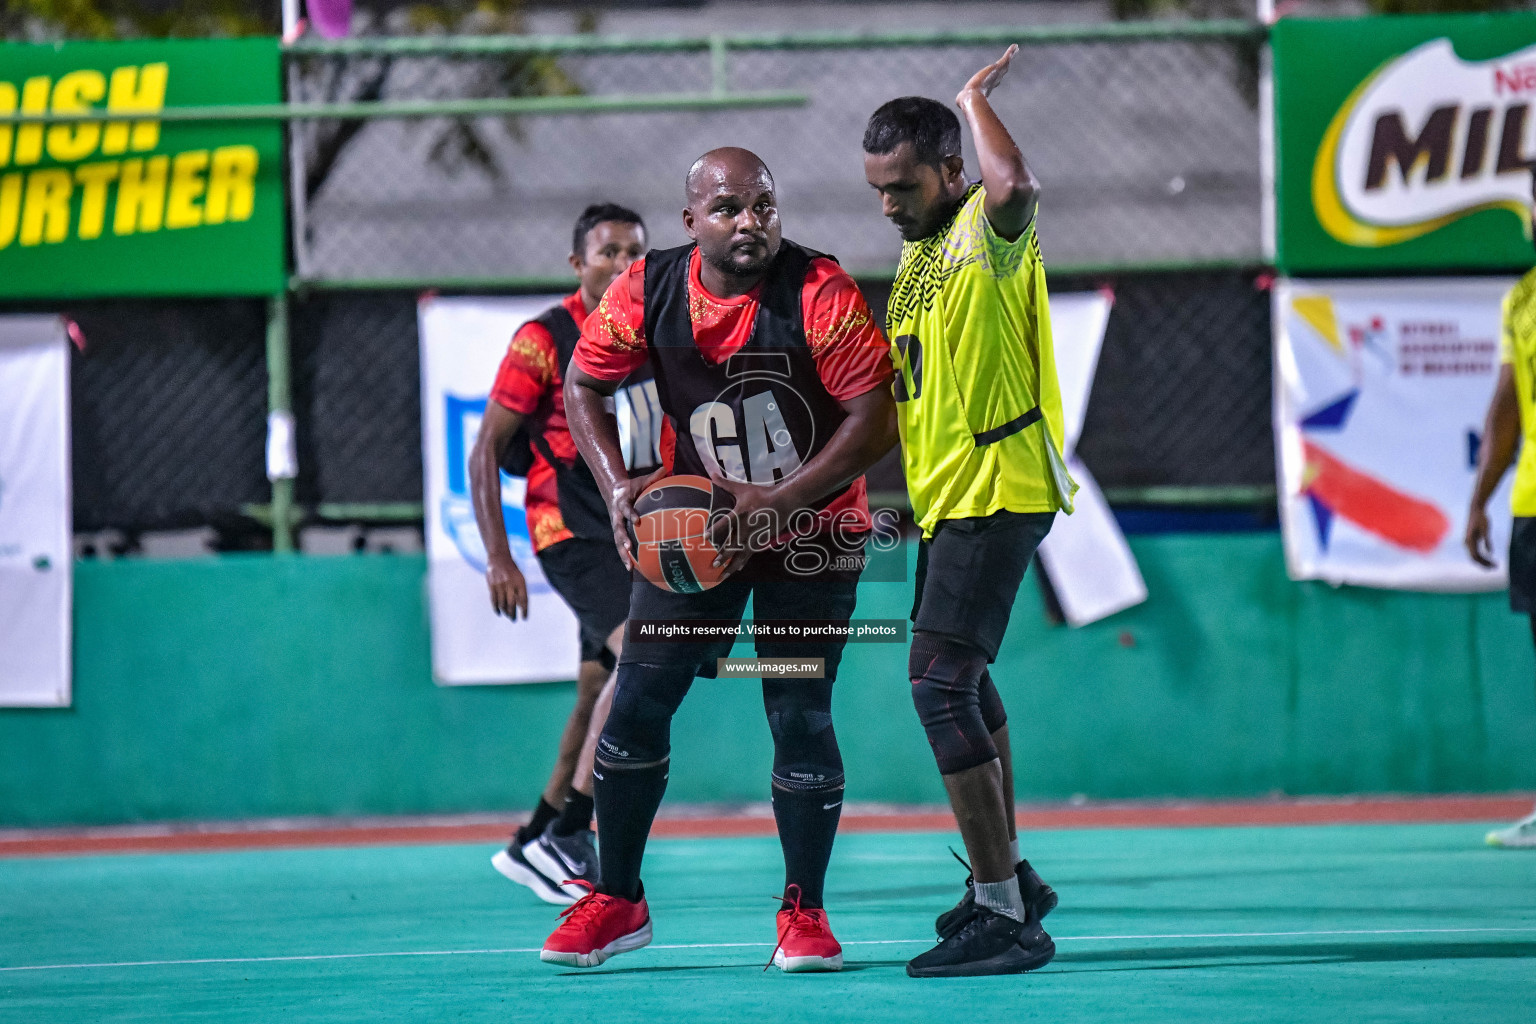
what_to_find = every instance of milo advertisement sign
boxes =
[1274,13,1536,273]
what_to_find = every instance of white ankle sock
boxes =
[973,876,1026,922]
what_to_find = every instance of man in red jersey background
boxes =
[470,203,666,905]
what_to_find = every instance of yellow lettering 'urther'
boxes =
[205,145,258,224]
[0,172,20,248]
[74,161,119,240]
[114,155,168,235]
[20,168,71,246]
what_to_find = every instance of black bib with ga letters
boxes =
[500,303,664,541]
[641,240,852,513]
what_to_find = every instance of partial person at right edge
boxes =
[1465,170,1536,851]
[469,204,668,902]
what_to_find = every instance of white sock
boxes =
[973,876,1026,922]
[1008,838,1020,864]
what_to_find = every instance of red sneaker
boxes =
[769,885,843,972]
[540,882,653,968]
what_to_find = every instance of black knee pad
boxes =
[596,662,694,769]
[978,669,1008,735]
[764,679,844,792]
[909,631,998,775]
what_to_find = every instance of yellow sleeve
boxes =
[972,186,1038,280]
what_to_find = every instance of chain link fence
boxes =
[288,24,1264,282]
[68,299,269,540]
[40,21,1279,545]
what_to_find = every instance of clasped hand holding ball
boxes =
[615,470,798,593]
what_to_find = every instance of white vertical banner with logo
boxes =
[1036,291,1146,626]
[419,296,581,685]
[0,316,72,707]
[1275,277,1515,590]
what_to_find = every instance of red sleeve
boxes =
[489,320,558,415]
[800,258,893,402]
[572,260,649,383]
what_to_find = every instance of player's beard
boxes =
[705,239,774,280]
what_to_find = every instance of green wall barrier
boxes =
[1,534,1532,828]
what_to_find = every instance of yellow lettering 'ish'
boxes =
[0,82,16,168]
[0,172,20,248]
[205,145,258,224]
[14,76,51,167]
[114,155,168,235]
[165,149,208,229]
[20,168,72,246]
[74,161,119,240]
[46,69,107,163]
[103,64,167,156]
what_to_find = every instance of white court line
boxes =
[4,925,1534,974]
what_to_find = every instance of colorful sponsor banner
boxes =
[0,316,71,707]
[1273,14,1536,274]
[1274,277,1515,590]
[0,38,283,298]
[1034,291,1147,626]
[419,295,582,685]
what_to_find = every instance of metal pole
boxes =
[1257,0,1278,265]
[265,292,296,553]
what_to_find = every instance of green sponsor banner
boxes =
[1274,13,1536,274]
[0,38,283,299]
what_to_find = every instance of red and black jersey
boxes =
[573,246,891,532]
[490,291,666,551]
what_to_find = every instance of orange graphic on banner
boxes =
[1301,440,1448,553]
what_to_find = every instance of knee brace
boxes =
[909,632,998,775]
[978,669,1008,735]
[764,679,844,793]
[596,663,694,770]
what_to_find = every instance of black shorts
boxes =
[620,536,866,677]
[911,510,1055,662]
[538,537,631,664]
[1510,516,1536,615]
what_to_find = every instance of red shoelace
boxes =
[764,883,828,971]
[554,880,611,936]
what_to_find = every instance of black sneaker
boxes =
[907,904,1055,978]
[491,838,573,906]
[522,822,602,902]
[935,850,1058,940]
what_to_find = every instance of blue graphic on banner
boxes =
[441,392,547,587]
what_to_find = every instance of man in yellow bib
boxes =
[1466,176,1536,849]
[864,45,1074,977]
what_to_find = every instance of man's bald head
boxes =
[681,147,782,285]
[685,147,774,205]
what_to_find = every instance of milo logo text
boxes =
[1314,39,1536,248]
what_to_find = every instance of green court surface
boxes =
[3,823,1533,1022]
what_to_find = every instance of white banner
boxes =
[1275,277,1515,591]
[419,296,581,685]
[1036,291,1147,626]
[0,316,72,707]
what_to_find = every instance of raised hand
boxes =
[958,44,1018,104]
